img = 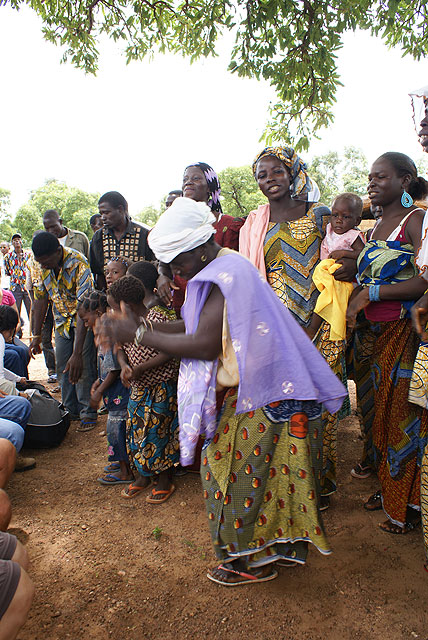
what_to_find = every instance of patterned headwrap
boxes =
[186,162,223,214]
[252,145,312,199]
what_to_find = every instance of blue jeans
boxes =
[55,327,97,420]
[107,411,128,462]
[0,396,31,452]
[4,339,29,378]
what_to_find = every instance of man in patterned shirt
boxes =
[29,232,97,431]
[3,234,31,319]
[90,191,154,290]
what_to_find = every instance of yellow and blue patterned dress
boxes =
[263,204,348,496]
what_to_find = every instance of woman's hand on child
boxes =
[333,256,357,282]
[346,287,370,331]
[90,388,103,410]
[411,292,428,341]
[90,379,101,396]
[156,275,179,307]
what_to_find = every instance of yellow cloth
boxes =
[313,259,354,341]
[216,248,240,390]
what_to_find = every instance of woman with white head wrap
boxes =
[98,196,346,586]
[148,198,216,263]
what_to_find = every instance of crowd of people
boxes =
[0,85,427,634]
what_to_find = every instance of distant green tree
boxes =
[13,180,99,245]
[308,146,369,205]
[136,204,163,228]
[0,189,14,243]
[416,155,428,177]
[341,147,369,197]
[219,165,266,217]
[308,151,341,206]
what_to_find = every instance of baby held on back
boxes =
[307,193,365,341]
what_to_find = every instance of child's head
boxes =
[0,305,18,341]
[105,256,133,288]
[330,193,363,234]
[127,261,159,294]
[78,290,108,329]
[108,275,146,318]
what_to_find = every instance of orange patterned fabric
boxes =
[370,319,428,525]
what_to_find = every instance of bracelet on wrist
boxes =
[31,334,42,339]
[368,284,381,302]
[134,322,147,346]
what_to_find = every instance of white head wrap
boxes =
[148,197,216,263]
[409,85,428,133]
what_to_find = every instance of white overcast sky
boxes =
[0,4,426,216]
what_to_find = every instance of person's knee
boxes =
[0,569,34,640]
[10,541,29,572]
[0,491,12,531]
[12,397,31,428]
[0,442,16,489]
[3,350,19,373]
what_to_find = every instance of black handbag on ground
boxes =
[17,382,70,449]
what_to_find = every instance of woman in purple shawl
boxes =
[98,197,346,587]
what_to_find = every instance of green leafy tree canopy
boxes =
[218,165,266,217]
[2,0,427,149]
[0,188,14,244]
[308,146,369,205]
[12,179,99,246]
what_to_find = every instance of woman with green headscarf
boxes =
[240,145,356,509]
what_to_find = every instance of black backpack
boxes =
[19,382,71,449]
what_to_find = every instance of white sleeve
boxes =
[0,335,21,382]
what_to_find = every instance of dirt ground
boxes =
[8,351,428,640]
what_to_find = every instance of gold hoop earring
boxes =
[201,254,207,262]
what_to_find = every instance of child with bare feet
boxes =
[108,268,180,504]
[306,193,365,341]
[78,291,132,485]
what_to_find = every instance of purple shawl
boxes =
[178,253,347,465]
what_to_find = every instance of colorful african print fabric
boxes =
[314,323,347,495]
[421,435,428,563]
[126,380,180,476]
[26,255,43,289]
[263,208,348,495]
[409,343,428,409]
[346,316,376,470]
[4,250,30,288]
[368,319,427,526]
[263,206,328,327]
[357,239,417,321]
[33,247,94,338]
[202,388,330,567]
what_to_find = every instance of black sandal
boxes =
[364,490,382,511]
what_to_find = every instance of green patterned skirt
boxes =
[201,388,331,567]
